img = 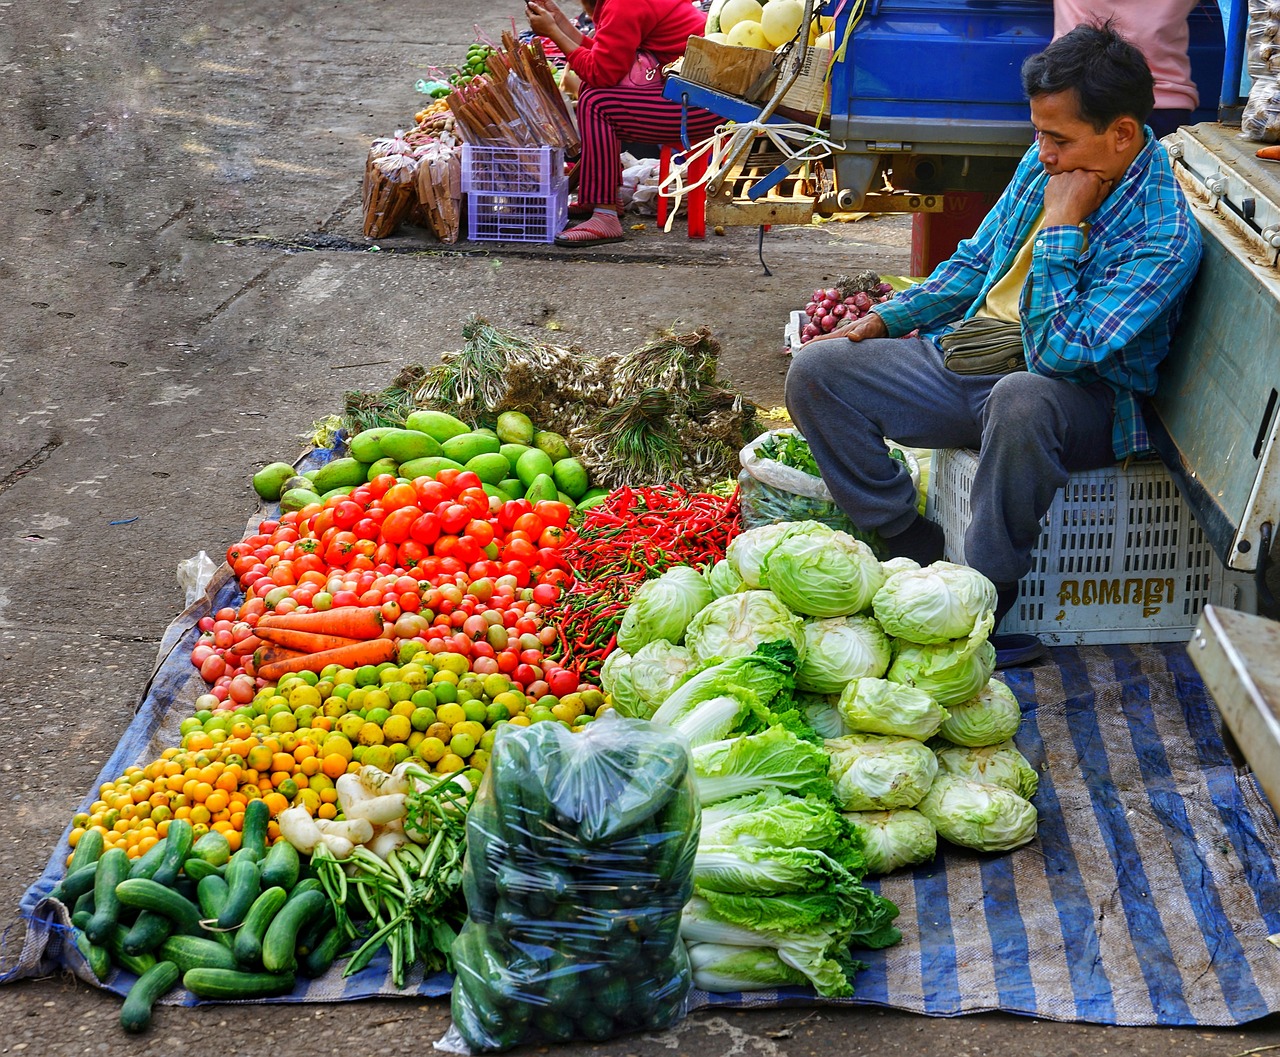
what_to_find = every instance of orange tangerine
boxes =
[321,754,348,780]
[261,792,289,817]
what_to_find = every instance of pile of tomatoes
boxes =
[196,468,585,703]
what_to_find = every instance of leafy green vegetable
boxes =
[934,678,1023,747]
[687,942,810,991]
[836,677,949,741]
[725,523,792,588]
[764,523,886,618]
[759,431,822,477]
[797,615,892,694]
[600,648,642,718]
[692,726,833,805]
[825,733,939,811]
[704,558,745,598]
[650,643,794,734]
[699,789,854,857]
[872,561,997,644]
[917,774,1038,852]
[616,565,714,654]
[885,612,996,707]
[693,845,851,895]
[932,739,1037,798]
[628,640,698,713]
[842,808,938,875]
[683,590,806,666]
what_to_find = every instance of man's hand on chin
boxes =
[1043,169,1114,228]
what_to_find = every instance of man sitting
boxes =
[785,21,1202,666]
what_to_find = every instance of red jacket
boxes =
[568,0,705,89]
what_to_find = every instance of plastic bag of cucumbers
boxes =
[440,714,699,1053]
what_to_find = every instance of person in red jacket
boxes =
[526,0,721,246]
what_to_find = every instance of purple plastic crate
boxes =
[461,145,565,196]
[466,184,568,244]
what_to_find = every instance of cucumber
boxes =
[72,889,95,918]
[74,929,111,981]
[295,902,336,959]
[182,858,222,882]
[122,910,173,955]
[114,878,203,935]
[196,874,230,922]
[261,888,326,973]
[182,967,296,999]
[239,800,271,862]
[57,861,99,907]
[85,848,131,945]
[51,829,107,901]
[301,922,347,979]
[218,854,261,929]
[258,839,300,892]
[71,909,93,931]
[120,960,180,1034]
[190,830,232,868]
[128,836,170,880]
[107,924,159,978]
[159,934,239,973]
[151,819,194,887]
[232,886,288,969]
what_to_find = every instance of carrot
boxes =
[230,635,264,657]
[252,643,311,671]
[1257,145,1280,161]
[257,606,385,639]
[254,626,363,654]
[256,638,398,683]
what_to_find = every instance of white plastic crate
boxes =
[785,310,806,354]
[925,447,1257,645]
[461,145,565,196]
[466,185,568,244]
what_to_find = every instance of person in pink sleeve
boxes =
[526,0,721,246]
[1054,1,1200,137]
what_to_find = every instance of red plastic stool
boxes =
[657,144,707,239]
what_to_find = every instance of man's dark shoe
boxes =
[883,515,945,566]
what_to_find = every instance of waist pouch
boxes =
[938,317,1027,375]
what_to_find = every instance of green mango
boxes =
[311,457,370,493]
[348,427,396,463]
[404,409,470,442]
[496,411,535,445]
[466,452,511,485]
[280,487,322,512]
[524,473,559,504]
[252,462,296,501]
[515,448,555,489]
[366,457,400,481]
[534,430,572,462]
[380,428,443,463]
[550,457,589,500]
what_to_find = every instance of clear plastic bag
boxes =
[444,714,699,1053]
[1242,0,1280,142]
[738,429,923,547]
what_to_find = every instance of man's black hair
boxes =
[1021,20,1155,131]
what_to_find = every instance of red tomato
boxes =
[464,519,495,548]
[434,535,461,560]
[353,518,381,541]
[452,536,482,565]
[368,474,397,499]
[532,583,559,606]
[502,561,532,587]
[453,470,483,493]
[399,540,429,568]
[332,589,360,607]
[440,504,470,535]
[538,526,567,549]
[381,482,418,511]
[436,468,463,490]
[513,512,545,538]
[498,499,532,529]
[501,538,538,564]
[257,520,280,535]
[439,556,466,575]
[410,512,442,546]
[381,506,422,546]
[514,663,539,686]
[381,600,402,622]
[496,650,519,673]
[469,560,501,581]
[458,487,489,518]
[374,542,399,568]
[331,501,364,530]
[533,501,572,529]
[415,479,449,506]
[399,590,421,612]
[548,668,579,697]
[352,539,378,560]
[349,486,373,507]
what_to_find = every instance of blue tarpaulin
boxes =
[5,559,1280,1024]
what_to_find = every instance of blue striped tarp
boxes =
[5,560,1280,1024]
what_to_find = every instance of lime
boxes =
[411,688,438,709]
[384,681,414,704]
[417,736,447,763]
[449,732,476,758]
[364,744,395,772]
[485,702,510,725]
[411,707,436,732]
[355,664,381,687]
[383,714,412,743]
[364,690,391,715]
[433,681,458,705]
[358,722,385,746]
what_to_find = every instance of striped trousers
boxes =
[575,76,723,208]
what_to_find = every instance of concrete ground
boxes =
[2,0,1280,1054]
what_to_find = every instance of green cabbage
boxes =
[765,523,886,618]
[880,557,921,576]
[599,649,643,718]
[616,565,714,654]
[684,590,806,666]
[694,886,900,948]
[872,561,997,644]
[692,726,832,804]
[935,677,1022,746]
[629,640,698,711]
[842,809,938,875]
[726,523,793,588]
[650,646,793,733]
[885,612,996,707]
[917,774,1038,852]
[796,615,892,694]
[825,733,938,811]
[933,739,1038,798]
[705,558,745,598]
[836,677,949,741]
[801,695,849,739]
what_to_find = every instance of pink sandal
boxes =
[554,213,625,246]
